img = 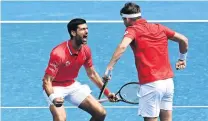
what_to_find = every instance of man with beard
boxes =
[42,18,116,121]
[103,2,188,121]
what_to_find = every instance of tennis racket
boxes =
[98,70,112,99]
[98,82,140,104]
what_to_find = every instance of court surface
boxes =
[1,1,208,121]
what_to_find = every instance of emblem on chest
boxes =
[65,61,71,66]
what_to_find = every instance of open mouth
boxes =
[83,35,88,39]
[83,35,88,42]
[82,35,88,43]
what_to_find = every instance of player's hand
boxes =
[107,93,118,102]
[53,97,64,107]
[176,59,186,70]
[103,68,113,81]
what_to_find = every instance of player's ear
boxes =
[71,30,76,37]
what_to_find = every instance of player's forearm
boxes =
[108,45,126,69]
[171,32,188,54]
[179,38,188,54]
[88,72,104,89]
[89,72,111,96]
[43,82,54,96]
[42,75,54,96]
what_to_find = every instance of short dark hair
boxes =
[67,18,86,38]
[120,2,141,19]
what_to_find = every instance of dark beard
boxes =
[75,38,83,46]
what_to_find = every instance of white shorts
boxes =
[43,81,92,106]
[138,78,174,117]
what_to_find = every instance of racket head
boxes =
[117,82,140,104]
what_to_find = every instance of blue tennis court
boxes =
[1,1,208,121]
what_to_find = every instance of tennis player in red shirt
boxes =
[42,18,116,121]
[104,2,188,121]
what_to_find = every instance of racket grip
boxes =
[106,70,112,78]
[98,98,109,103]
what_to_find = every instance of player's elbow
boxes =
[174,32,188,48]
[181,36,189,50]
[86,67,97,80]
[184,37,188,46]
[87,72,96,79]
[42,79,47,90]
[118,44,127,50]
[42,78,51,90]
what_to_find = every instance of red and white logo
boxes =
[65,61,71,66]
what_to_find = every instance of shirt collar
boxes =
[67,40,81,56]
[135,18,147,25]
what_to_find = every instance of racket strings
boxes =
[119,83,139,104]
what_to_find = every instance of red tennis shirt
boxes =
[45,40,93,86]
[124,19,175,84]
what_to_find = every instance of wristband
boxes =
[104,88,110,96]
[49,93,58,102]
[179,52,187,61]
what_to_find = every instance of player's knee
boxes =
[52,112,66,121]
[101,108,107,117]
[96,107,106,118]
[53,115,66,121]
[159,110,172,121]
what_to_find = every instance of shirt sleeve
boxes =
[161,25,175,38]
[84,47,93,68]
[45,51,62,77]
[123,27,136,40]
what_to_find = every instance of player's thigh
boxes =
[50,105,66,119]
[159,92,173,121]
[78,94,106,115]
[160,79,174,111]
[138,84,164,117]
[65,82,92,106]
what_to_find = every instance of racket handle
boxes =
[98,81,108,99]
[98,98,109,103]
[106,70,112,78]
